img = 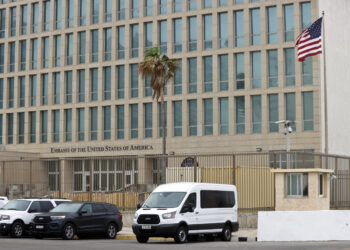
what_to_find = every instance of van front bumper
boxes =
[132,223,178,237]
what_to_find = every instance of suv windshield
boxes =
[1,200,31,211]
[51,203,83,213]
[143,192,186,208]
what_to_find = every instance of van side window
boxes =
[200,190,235,208]
[184,193,196,208]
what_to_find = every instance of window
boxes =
[200,190,235,208]
[220,98,228,135]
[188,100,197,136]
[9,42,15,72]
[91,30,98,62]
[77,108,84,141]
[53,110,60,142]
[203,0,212,8]
[131,0,139,18]
[41,111,48,143]
[251,51,261,88]
[235,96,245,134]
[18,112,24,144]
[65,71,72,103]
[118,0,125,20]
[42,74,48,105]
[268,50,278,87]
[130,64,138,98]
[302,57,313,85]
[131,24,139,58]
[268,94,279,133]
[103,67,111,100]
[79,32,86,64]
[54,35,61,66]
[78,70,85,102]
[79,0,86,25]
[159,20,167,54]
[144,22,153,50]
[203,15,212,50]
[159,0,167,14]
[188,58,197,93]
[0,114,2,143]
[219,12,228,48]
[53,72,60,104]
[284,4,294,42]
[250,8,260,45]
[319,174,324,197]
[8,78,14,108]
[30,111,36,143]
[103,106,111,140]
[30,75,37,106]
[117,26,125,59]
[66,33,73,65]
[67,0,74,27]
[158,102,167,137]
[188,16,197,51]
[90,107,98,140]
[48,163,59,191]
[173,101,182,136]
[203,56,212,92]
[203,99,213,135]
[21,5,27,35]
[42,37,49,68]
[117,105,124,139]
[43,1,50,31]
[174,60,182,94]
[286,173,308,197]
[0,9,5,38]
[117,65,125,99]
[90,68,98,101]
[188,0,196,11]
[285,93,296,130]
[301,2,311,30]
[174,0,182,12]
[0,43,3,72]
[32,3,38,33]
[219,0,227,6]
[91,0,99,24]
[65,109,72,142]
[235,10,244,47]
[130,104,138,139]
[105,0,112,21]
[145,0,153,16]
[145,76,152,97]
[173,18,182,53]
[144,103,152,138]
[235,53,244,90]
[10,7,16,36]
[219,54,228,91]
[251,95,261,133]
[55,0,62,29]
[267,6,277,44]
[303,92,314,131]
[0,79,2,108]
[285,48,295,86]
[19,77,25,107]
[31,39,38,69]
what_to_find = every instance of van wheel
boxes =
[11,221,24,238]
[136,235,149,243]
[221,225,232,241]
[62,223,75,240]
[174,226,188,244]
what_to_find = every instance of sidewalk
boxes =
[117,227,257,242]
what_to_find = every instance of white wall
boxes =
[319,0,350,155]
[258,210,350,241]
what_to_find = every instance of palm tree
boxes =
[138,47,178,156]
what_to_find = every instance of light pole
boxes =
[275,120,295,168]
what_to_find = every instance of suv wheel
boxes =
[174,226,188,244]
[221,225,232,241]
[62,223,75,240]
[11,221,24,238]
[136,235,149,243]
[105,223,117,239]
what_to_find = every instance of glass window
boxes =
[158,102,167,137]
[159,0,167,14]
[131,104,138,139]
[173,101,182,136]
[159,20,167,54]
[0,78,2,108]
[42,37,49,68]
[0,9,5,38]
[319,174,324,197]
[188,100,197,136]
[0,43,3,72]
[53,72,60,104]
[303,92,314,131]
[117,105,124,139]
[130,64,138,98]
[41,111,48,143]
[7,113,13,144]
[0,114,2,143]
[203,99,213,135]
[9,42,15,72]
[235,10,244,47]
[66,33,73,65]
[104,28,112,61]
[131,24,139,58]
[117,65,125,99]
[10,7,16,36]
[118,0,125,20]
[42,74,48,105]
[235,53,244,90]
[91,30,98,62]
[219,0,227,6]
[219,12,228,48]
[144,103,152,138]
[286,173,308,197]
[268,94,279,132]
[174,0,182,12]
[132,0,139,18]
[55,0,62,29]
[251,51,261,89]
[31,38,38,69]
[285,93,296,131]
[251,95,261,133]
[54,35,61,66]
[203,0,212,8]
[144,76,152,97]
[103,106,111,140]
[18,112,25,144]
[219,54,228,91]
[267,6,277,43]
[21,5,27,35]
[90,107,98,140]
[174,60,182,95]
[19,76,25,107]
[301,2,311,30]
[235,96,245,134]
[79,0,86,25]
[203,15,212,50]
[43,1,50,31]
[53,110,60,142]
[32,3,38,33]
[8,78,14,108]
[285,48,295,86]
[67,0,74,27]
[188,58,197,93]
[78,70,85,102]
[174,18,182,53]
[104,67,111,100]
[145,0,153,16]
[117,26,125,59]
[77,108,84,141]
[79,32,86,64]
[30,111,36,143]
[284,4,294,42]
[188,16,197,51]
[90,68,98,101]
[250,8,260,45]
[220,98,228,135]
[302,57,313,85]
[268,50,278,87]
[105,0,112,21]
[188,0,196,11]
[144,22,153,50]
[65,71,72,103]
[30,75,37,106]
[92,0,99,24]
[203,56,212,92]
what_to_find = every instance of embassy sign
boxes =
[50,145,154,153]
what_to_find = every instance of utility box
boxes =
[271,168,334,211]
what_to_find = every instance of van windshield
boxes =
[143,192,186,208]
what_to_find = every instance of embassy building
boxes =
[0,0,349,194]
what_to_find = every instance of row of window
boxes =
[0,92,314,145]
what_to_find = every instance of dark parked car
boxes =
[30,202,123,240]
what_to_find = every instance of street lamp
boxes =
[275,120,295,168]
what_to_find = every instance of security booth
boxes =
[271,168,334,211]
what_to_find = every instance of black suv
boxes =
[31,202,123,240]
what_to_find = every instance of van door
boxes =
[178,192,198,232]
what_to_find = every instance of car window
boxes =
[183,193,196,208]
[39,201,54,212]
[29,201,40,212]
[105,204,119,213]
[92,204,107,213]
[80,204,92,214]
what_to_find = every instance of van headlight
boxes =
[1,215,10,220]
[50,216,66,220]
[162,211,176,219]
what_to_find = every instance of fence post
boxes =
[29,161,32,198]
[335,156,338,209]
[232,154,236,185]
[58,160,62,198]
[89,159,93,202]
[2,162,5,195]
[193,156,197,182]
[157,158,160,185]
[122,159,126,211]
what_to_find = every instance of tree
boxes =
[138,47,178,156]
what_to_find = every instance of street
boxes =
[1,238,350,250]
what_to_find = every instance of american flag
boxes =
[295,17,323,62]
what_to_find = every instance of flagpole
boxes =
[322,11,329,155]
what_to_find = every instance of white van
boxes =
[132,182,238,243]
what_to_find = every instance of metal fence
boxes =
[0,152,349,211]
